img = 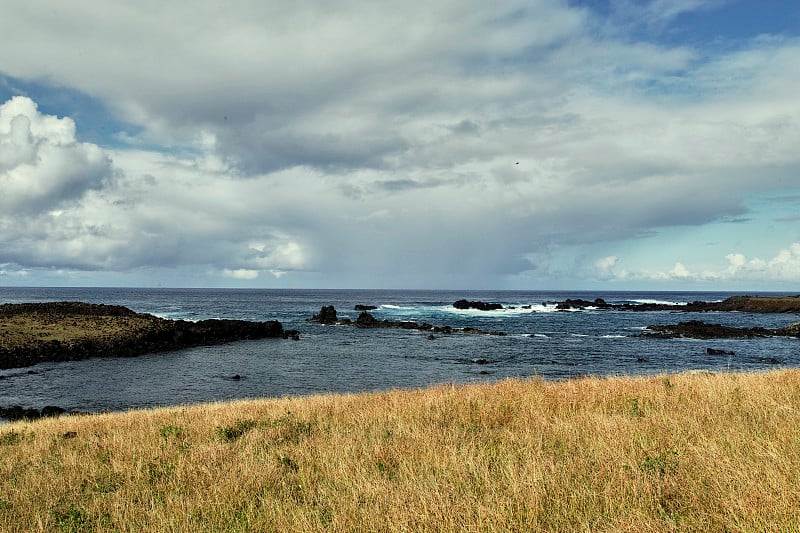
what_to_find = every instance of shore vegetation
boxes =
[1,370,799,531]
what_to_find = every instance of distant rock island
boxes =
[307,305,506,336]
[0,301,293,370]
[453,299,503,311]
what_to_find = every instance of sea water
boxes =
[1,287,798,416]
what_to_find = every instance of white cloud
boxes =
[223,268,259,280]
[723,243,800,281]
[0,96,113,214]
[597,243,800,285]
[0,265,28,277]
[669,262,691,279]
[594,255,618,280]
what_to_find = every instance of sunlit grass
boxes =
[2,370,799,531]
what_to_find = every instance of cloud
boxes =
[223,268,259,280]
[596,243,800,285]
[0,3,798,287]
[594,255,618,280]
[0,96,113,214]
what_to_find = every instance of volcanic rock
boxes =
[706,348,735,356]
[307,305,338,324]
[355,311,380,328]
[643,321,772,339]
[453,299,503,311]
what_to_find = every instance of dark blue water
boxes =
[1,288,798,417]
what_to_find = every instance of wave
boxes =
[629,299,688,306]
[150,312,205,322]
[600,334,627,339]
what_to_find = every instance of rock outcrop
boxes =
[0,302,286,370]
[642,320,786,339]
[0,405,68,421]
[307,305,338,324]
[307,306,506,336]
[555,298,611,310]
[453,300,503,311]
[706,348,735,356]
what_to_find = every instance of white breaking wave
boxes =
[630,299,687,306]
[151,312,200,322]
[600,334,627,339]
[442,302,578,316]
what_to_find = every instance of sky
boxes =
[0,0,799,290]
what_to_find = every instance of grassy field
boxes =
[0,305,158,351]
[1,370,799,532]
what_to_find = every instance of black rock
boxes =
[231,374,241,381]
[354,305,378,311]
[41,405,67,418]
[453,299,503,311]
[282,329,301,340]
[555,298,610,310]
[427,335,436,340]
[644,321,771,339]
[707,348,735,356]
[307,305,338,324]
[0,405,29,421]
[472,358,489,365]
[355,311,380,328]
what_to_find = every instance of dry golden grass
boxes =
[0,311,157,351]
[1,370,799,532]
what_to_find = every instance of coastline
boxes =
[0,301,292,370]
[2,293,799,420]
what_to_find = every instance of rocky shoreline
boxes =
[552,295,800,313]
[455,295,800,313]
[0,301,295,371]
[3,297,799,422]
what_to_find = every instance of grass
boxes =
[0,310,159,351]
[1,370,799,532]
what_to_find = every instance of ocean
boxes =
[1,287,798,418]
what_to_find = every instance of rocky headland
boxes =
[0,301,293,370]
